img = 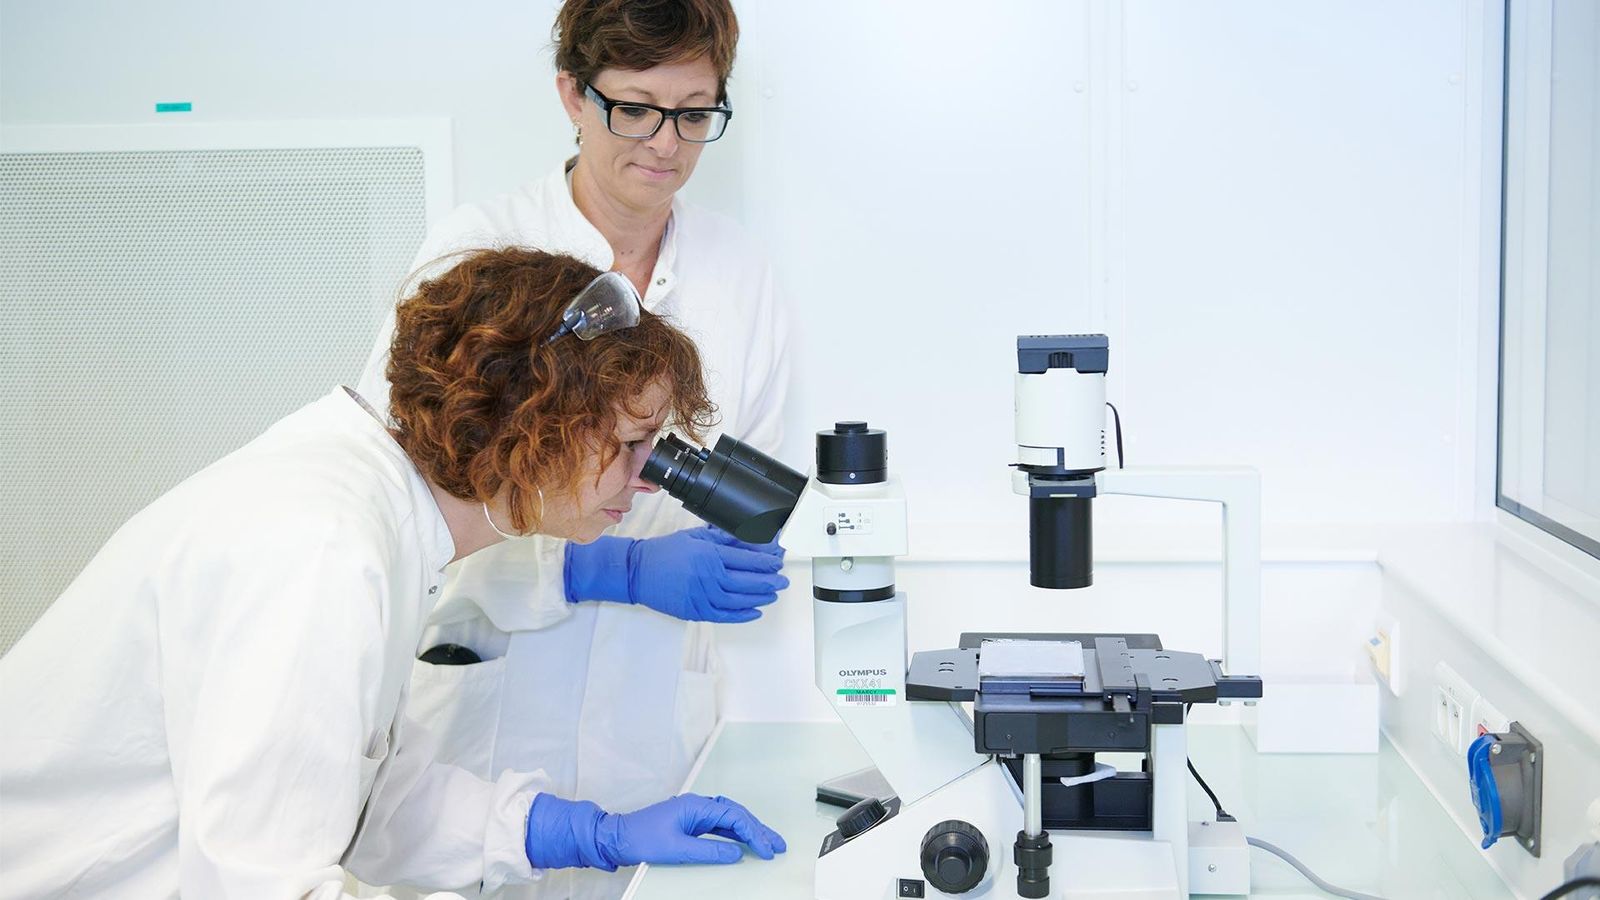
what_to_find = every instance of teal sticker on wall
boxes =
[155,102,192,113]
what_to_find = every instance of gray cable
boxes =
[1247,836,1388,900]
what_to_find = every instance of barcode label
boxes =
[837,689,897,707]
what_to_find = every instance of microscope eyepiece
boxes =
[640,433,705,497]
[641,433,808,543]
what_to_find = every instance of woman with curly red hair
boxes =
[356,5,789,895]
[0,248,784,899]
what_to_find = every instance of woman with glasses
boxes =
[354,3,788,898]
[0,248,785,899]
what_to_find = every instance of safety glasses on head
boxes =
[545,270,641,345]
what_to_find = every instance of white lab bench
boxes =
[623,722,1513,900]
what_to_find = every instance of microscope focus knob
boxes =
[920,820,989,894]
[835,796,888,841]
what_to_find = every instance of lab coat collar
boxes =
[552,158,680,310]
[337,386,456,574]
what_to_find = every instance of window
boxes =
[1498,0,1600,560]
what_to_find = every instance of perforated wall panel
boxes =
[0,147,426,654]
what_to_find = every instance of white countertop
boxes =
[625,721,1512,900]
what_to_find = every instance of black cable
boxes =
[1183,704,1234,823]
[1106,402,1125,467]
[1541,877,1600,900]
[1187,758,1233,822]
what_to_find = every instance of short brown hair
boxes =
[553,0,739,103]
[387,248,716,532]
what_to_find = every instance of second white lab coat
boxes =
[355,161,790,900]
[0,388,545,899]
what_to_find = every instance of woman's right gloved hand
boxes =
[564,526,788,623]
[525,792,787,870]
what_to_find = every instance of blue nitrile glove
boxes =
[563,526,788,624]
[525,792,788,870]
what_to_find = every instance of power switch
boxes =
[897,878,926,898]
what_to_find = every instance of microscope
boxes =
[642,334,1263,899]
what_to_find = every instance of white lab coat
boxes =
[354,161,789,900]
[0,388,545,899]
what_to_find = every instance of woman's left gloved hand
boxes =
[525,792,788,870]
[563,526,788,623]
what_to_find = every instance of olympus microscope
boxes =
[641,334,1263,900]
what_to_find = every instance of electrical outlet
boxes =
[1470,695,1509,741]
[1369,612,1401,695]
[1432,662,1479,754]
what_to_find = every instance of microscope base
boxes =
[815,758,1243,899]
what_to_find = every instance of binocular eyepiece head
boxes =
[641,433,808,544]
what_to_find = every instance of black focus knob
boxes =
[920,820,989,894]
[836,796,888,841]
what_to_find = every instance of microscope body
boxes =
[782,428,987,809]
[811,336,1262,899]
[640,336,1262,899]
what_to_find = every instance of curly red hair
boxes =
[387,247,716,532]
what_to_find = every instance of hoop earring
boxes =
[484,488,546,540]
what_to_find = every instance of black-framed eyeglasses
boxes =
[583,82,732,143]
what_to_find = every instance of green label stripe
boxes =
[155,102,193,113]
[836,689,897,695]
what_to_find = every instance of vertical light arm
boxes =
[1094,466,1262,678]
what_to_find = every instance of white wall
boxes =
[726,0,1489,549]
[0,0,573,213]
[1,1,1494,703]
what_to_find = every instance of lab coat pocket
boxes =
[358,727,390,802]
[406,655,507,778]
